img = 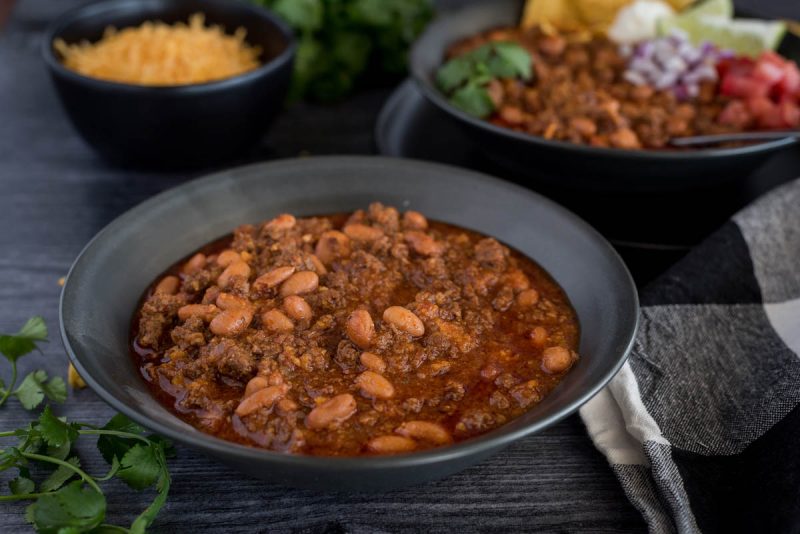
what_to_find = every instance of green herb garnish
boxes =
[435,42,533,118]
[0,317,65,410]
[1,407,174,533]
[254,0,434,101]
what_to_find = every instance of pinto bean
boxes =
[243,376,270,399]
[517,289,540,307]
[395,421,453,445]
[305,393,357,429]
[570,117,598,138]
[217,260,251,288]
[182,253,206,275]
[344,224,384,241]
[355,371,395,400]
[253,266,295,292]
[216,249,241,267]
[503,269,530,293]
[283,295,312,321]
[609,128,641,149]
[201,286,221,305]
[216,292,250,311]
[308,254,327,275]
[264,213,296,232]
[541,346,575,374]
[154,275,180,295]
[277,398,298,413]
[404,231,443,256]
[177,304,219,322]
[315,230,351,265]
[261,309,294,333]
[209,307,253,336]
[359,352,386,373]
[539,34,566,56]
[280,271,319,297]
[346,309,375,349]
[367,435,417,454]
[528,326,548,347]
[268,371,284,386]
[383,306,425,337]
[402,211,428,230]
[235,384,289,417]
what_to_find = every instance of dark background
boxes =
[1,0,798,532]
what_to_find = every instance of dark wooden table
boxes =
[0,0,797,532]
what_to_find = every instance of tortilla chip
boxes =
[521,0,586,32]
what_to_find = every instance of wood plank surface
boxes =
[0,0,796,531]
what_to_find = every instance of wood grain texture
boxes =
[1,0,797,531]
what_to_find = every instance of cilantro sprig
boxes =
[254,0,434,101]
[435,42,534,118]
[1,408,174,533]
[0,318,66,410]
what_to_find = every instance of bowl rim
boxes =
[59,155,639,470]
[41,0,297,94]
[409,0,798,161]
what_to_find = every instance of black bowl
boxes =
[410,0,800,191]
[42,0,295,167]
[60,156,638,490]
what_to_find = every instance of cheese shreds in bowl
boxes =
[53,13,262,86]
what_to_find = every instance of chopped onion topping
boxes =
[621,30,728,101]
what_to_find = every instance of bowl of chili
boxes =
[410,0,800,191]
[60,156,638,490]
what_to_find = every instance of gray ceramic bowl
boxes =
[410,0,800,191]
[60,156,638,490]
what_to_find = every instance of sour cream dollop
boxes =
[608,0,675,44]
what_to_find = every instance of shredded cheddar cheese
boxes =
[54,14,261,86]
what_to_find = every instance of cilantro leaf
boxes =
[39,456,80,493]
[96,413,144,465]
[26,481,106,534]
[9,476,35,495]
[0,316,47,362]
[117,444,161,490]
[435,42,533,118]
[36,406,79,449]
[272,0,323,32]
[490,42,532,79]
[16,422,44,454]
[129,446,170,534]
[450,82,495,118]
[0,447,26,471]
[46,439,72,462]
[436,56,474,93]
[14,370,67,410]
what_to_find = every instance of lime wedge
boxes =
[680,0,733,19]
[659,15,787,56]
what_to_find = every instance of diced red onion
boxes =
[621,30,725,100]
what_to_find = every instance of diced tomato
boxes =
[758,51,786,67]
[757,104,785,128]
[721,74,770,99]
[716,57,754,79]
[779,99,800,127]
[776,62,800,97]
[747,96,776,118]
[716,51,800,128]
[718,100,752,128]
[753,59,785,85]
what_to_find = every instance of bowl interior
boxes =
[60,156,638,470]
[409,0,799,161]
[48,0,291,76]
